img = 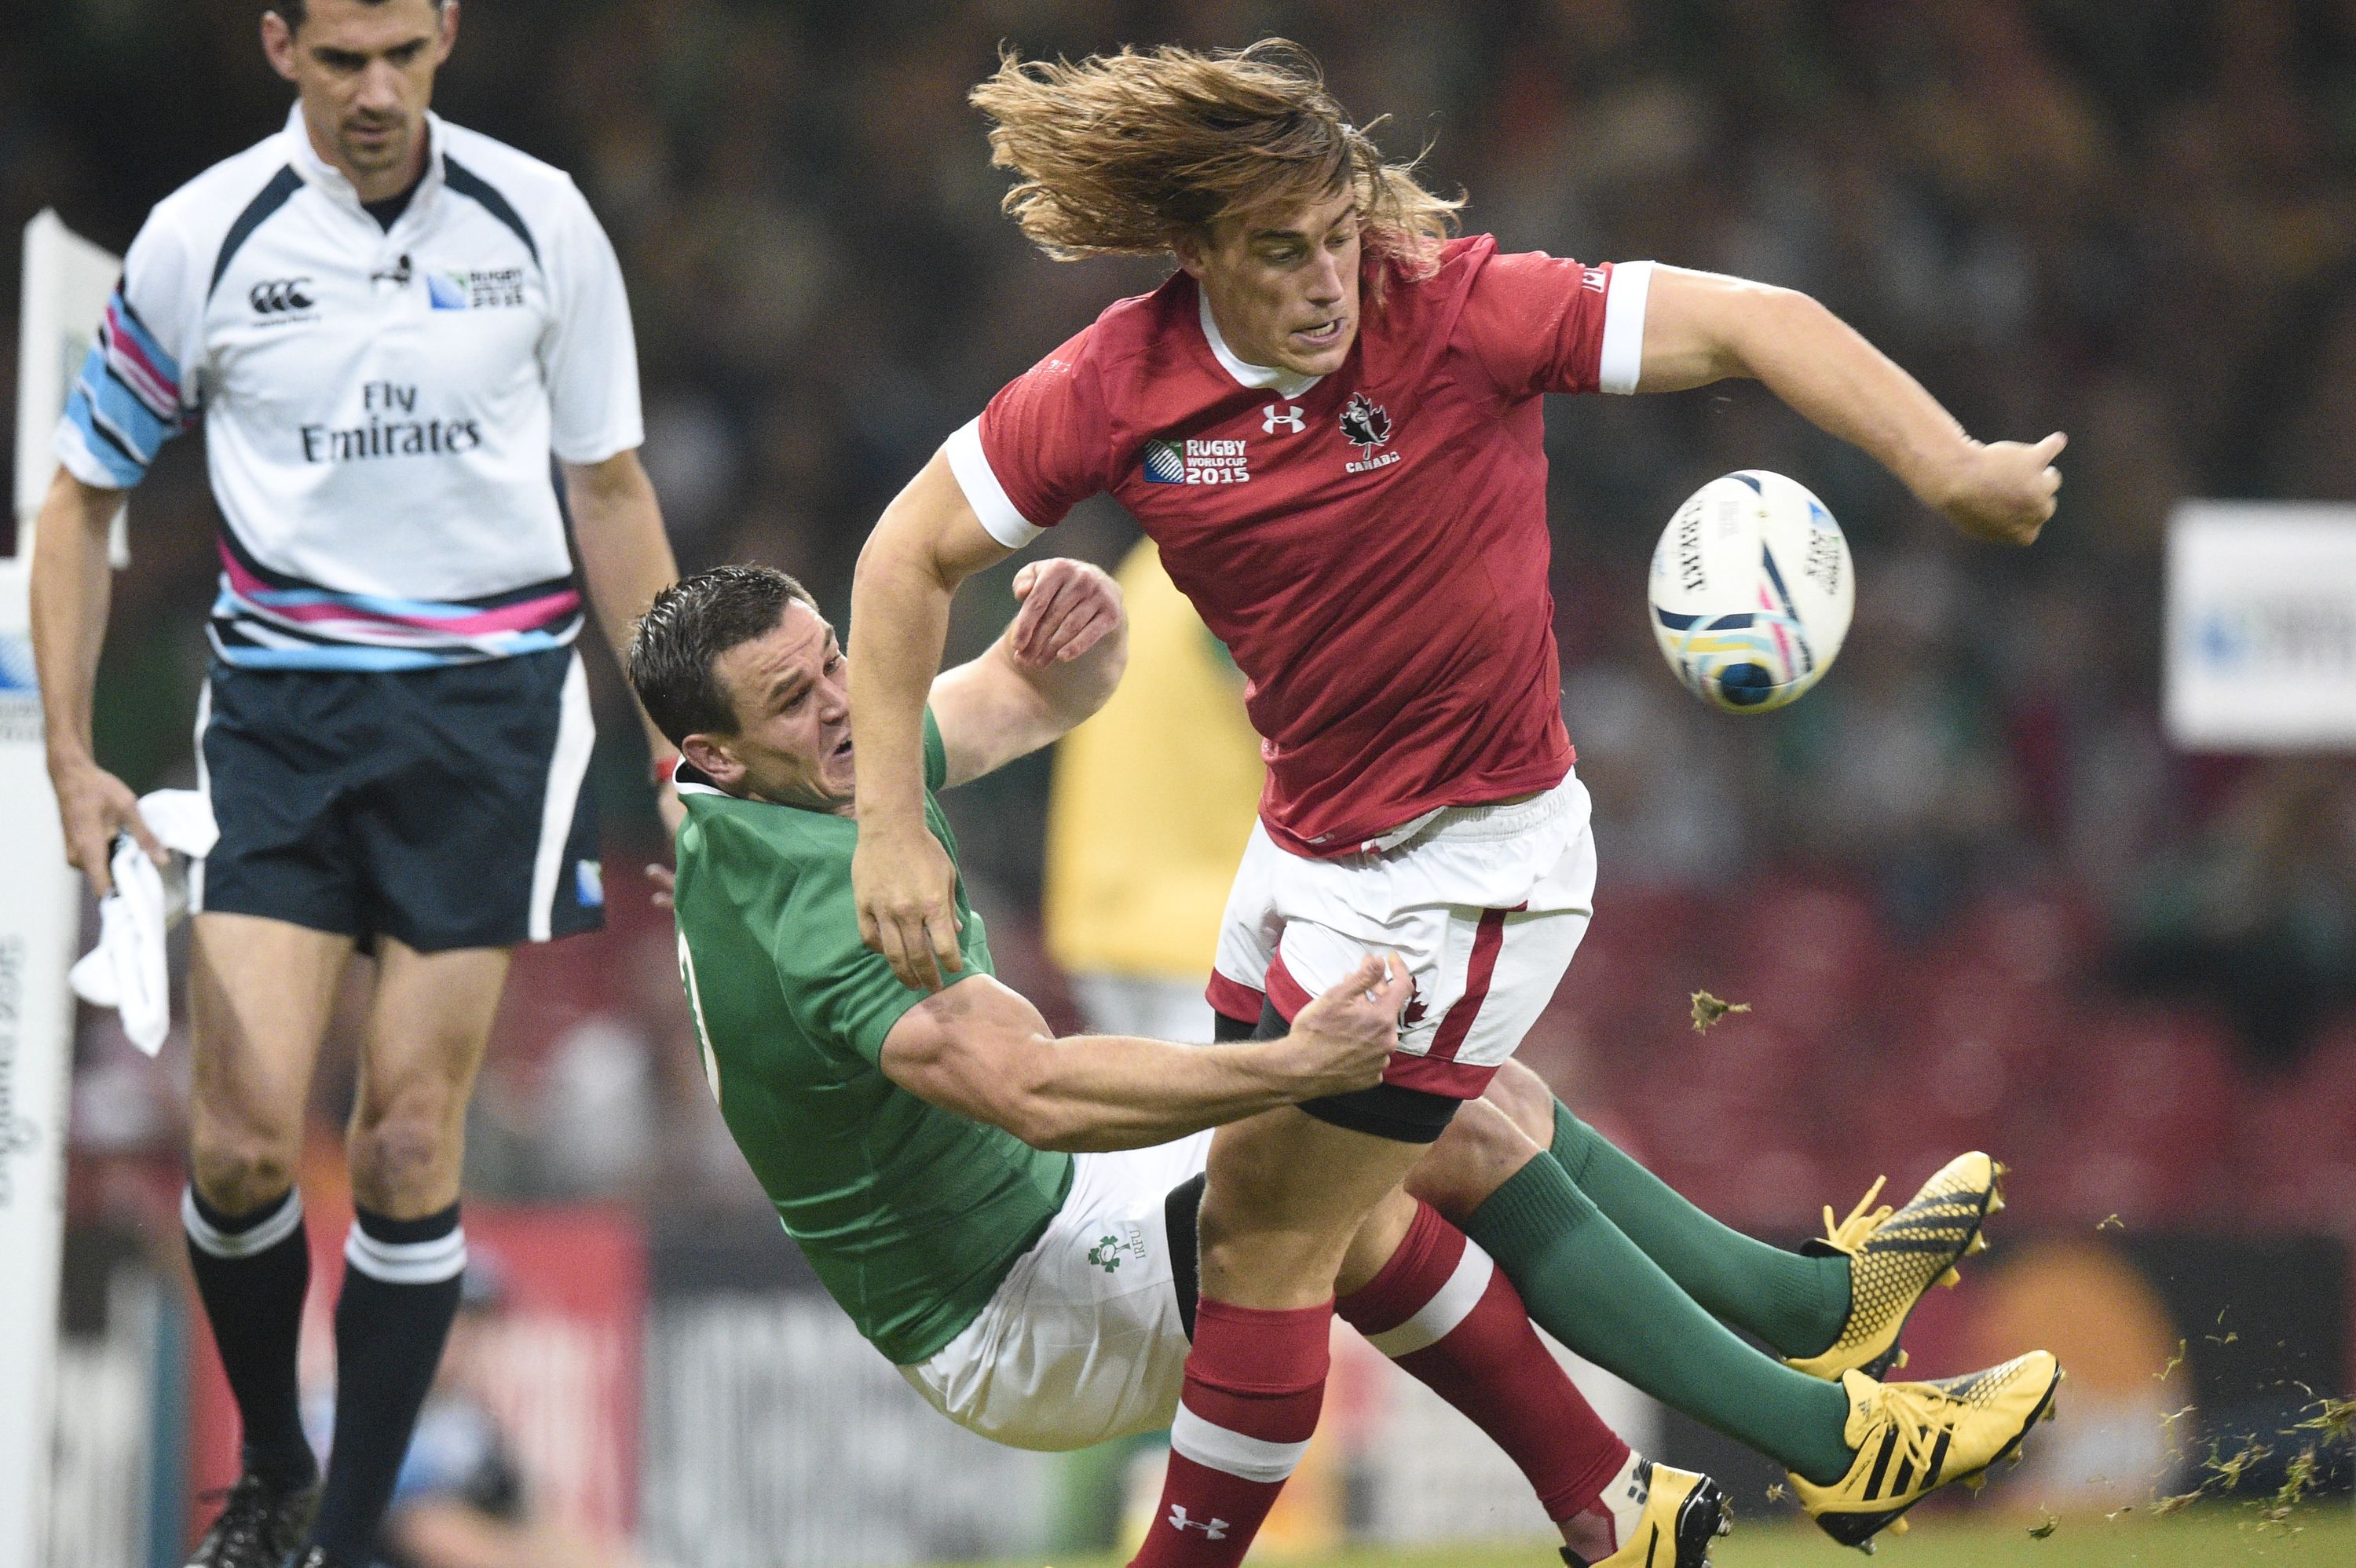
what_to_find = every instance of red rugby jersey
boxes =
[948,236,1653,857]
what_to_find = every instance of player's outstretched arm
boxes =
[1635,265,2065,546]
[880,956,1410,1153]
[928,557,1128,788]
[850,451,1016,991]
[563,449,684,830]
[27,465,163,894]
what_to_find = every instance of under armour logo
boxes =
[249,277,315,313]
[1262,403,1304,434]
[1168,1505,1229,1539]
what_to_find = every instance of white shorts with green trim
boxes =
[898,1131,1211,1451]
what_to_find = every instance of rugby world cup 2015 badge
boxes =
[1142,436,1252,485]
[428,267,529,311]
[1142,439,1187,483]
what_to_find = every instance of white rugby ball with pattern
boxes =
[1647,470,1854,712]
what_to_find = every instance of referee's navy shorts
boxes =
[192,647,604,952]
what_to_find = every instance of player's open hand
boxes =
[1931,432,2065,546]
[853,822,965,992]
[1006,557,1122,670]
[49,756,165,899]
[1286,953,1414,1097]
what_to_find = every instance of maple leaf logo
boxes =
[1339,392,1392,450]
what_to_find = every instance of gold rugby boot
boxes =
[1564,1460,1732,1568]
[1788,1153,2005,1380]
[1791,1354,2063,1552]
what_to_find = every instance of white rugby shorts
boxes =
[898,1131,1210,1451]
[1209,772,1598,1099]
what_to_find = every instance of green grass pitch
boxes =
[979,1504,2356,1568]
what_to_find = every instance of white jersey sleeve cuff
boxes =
[946,418,1044,550]
[1597,259,1655,395]
[53,422,130,492]
[551,419,646,467]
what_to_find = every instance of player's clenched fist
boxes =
[1283,953,1414,1097]
[1007,557,1122,669]
[1930,431,2066,547]
[853,823,965,992]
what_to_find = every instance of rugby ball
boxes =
[1647,470,1854,712]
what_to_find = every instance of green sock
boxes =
[1549,1100,1850,1360]
[1465,1155,1857,1484]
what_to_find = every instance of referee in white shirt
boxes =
[28,5,679,1566]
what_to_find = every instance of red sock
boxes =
[1340,1201,1630,1524]
[1132,1297,1333,1568]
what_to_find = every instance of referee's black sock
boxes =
[309,1202,465,1559]
[183,1185,319,1489]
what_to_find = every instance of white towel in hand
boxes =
[68,789,220,1056]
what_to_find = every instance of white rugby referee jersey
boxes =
[55,104,644,671]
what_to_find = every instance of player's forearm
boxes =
[1019,1034,1316,1153]
[565,454,679,755]
[849,504,960,830]
[990,610,1129,736]
[888,964,1396,1148]
[27,467,121,770]
[1717,287,1977,511]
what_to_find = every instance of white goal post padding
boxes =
[3,210,122,1568]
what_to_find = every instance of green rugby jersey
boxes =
[671,711,1074,1364]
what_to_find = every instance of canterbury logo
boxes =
[249,277,315,313]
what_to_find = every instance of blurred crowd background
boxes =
[11,2,2356,1563]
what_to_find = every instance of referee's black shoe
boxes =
[185,1473,317,1568]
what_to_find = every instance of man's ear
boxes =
[682,733,742,791]
[261,11,298,82]
[1171,228,1211,280]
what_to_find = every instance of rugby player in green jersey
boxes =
[628,561,1743,1567]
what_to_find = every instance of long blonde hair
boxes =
[970,39,1462,298]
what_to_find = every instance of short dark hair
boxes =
[273,0,447,35]
[629,565,822,747]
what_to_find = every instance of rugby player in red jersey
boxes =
[850,42,2065,1563]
